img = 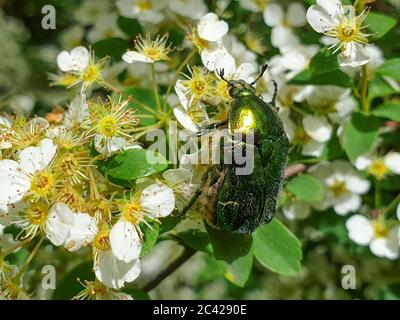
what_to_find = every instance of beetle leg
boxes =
[196,121,227,137]
[270,80,278,109]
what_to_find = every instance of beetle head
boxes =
[217,64,268,98]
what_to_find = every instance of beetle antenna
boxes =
[250,64,268,86]
[271,80,278,106]
[217,68,229,83]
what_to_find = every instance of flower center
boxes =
[99,116,118,137]
[30,171,55,198]
[293,127,310,145]
[93,230,111,251]
[27,202,48,226]
[82,64,101,82]
[329,180,347,197]
[368,159,389,180]
[122,201,143,225]
[144,47,162,60]
[372,222,389,238]
[255,0,269,11]
[137,0,152,11]
[337,23,357,42]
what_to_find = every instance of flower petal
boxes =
[346,175,371,194]
[0,160,30,212]
[57,46,89,72]
[140,183,175,218]
[122,51,153,64]
[18,139,57,174]
[303,115,332,142]
[95,250,141,289]
[263,3,284,27]
[384,152,400,175]
[306,4,337,33]
[198,13,228,42]
[64,212,98,252]
[287,2,306,27]
[345,214,373,245]
[173,107,199,133]
[45,203,75,247]
[110,219,142,263]
[370,228,399,260]
[334,193,361,215]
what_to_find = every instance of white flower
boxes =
[263,2,306,48]
[74,0,112,25]
[397,203,400,221]
[310,160,371,215]
[116,0,165,24]
[198,13,229,42]
[239,0,271,12]
[168,0,207,20]
[281,109,332,157]
[173,107,200,133]
[162,168,200,212]
[269,44,319,80]
[192,13,230,71]
[45,203,98,252]
[110,183,175,263]
[94,250,141,289]
[0,139,57,212]
[306,0,370,67]
[355,152,400,180]
[64,95,89,128]
[60,26,85,50]
[303,85,356,122]
[346,214,399,260]
[214,58,257,83]
[122,34,172,64]
[222,35,258,66]
[282,199,311,220]
[57,46,90,73]
[87,14,124,43]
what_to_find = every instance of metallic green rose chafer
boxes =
[185,65,289,234]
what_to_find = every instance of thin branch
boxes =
[141,247,196,292]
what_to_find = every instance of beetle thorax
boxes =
[228,80,256,98]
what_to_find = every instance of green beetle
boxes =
[184,65,289,234]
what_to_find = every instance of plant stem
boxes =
[141,247,196,292]
[360,64,370,113]
[3,238,31,257]
[14,237,45,283]
[162,49,196,110]
[375,181,382,209]
[151,63,162,112]
[383,192,400,217]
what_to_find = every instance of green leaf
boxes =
[309,48,339,74]
[140,220,160,257]
[177,230,213,253]
[289,48,352,87]
[253,219,302,276]
[368,74,398,100]
[319,134,345,161]
[372,102,400,122]
[376,58,400,82]
[289,69,352,87]
[122,87,170,126]
[53,261,94,299]
[365,12,397,40]
[286,174,324,203]
[117,16,142,37]
[159,216,181,234]
[341,112,381,162]
[92,38,129,61]
[206,225,253,287]
[104,148,168,185]
[6,249,29,268]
